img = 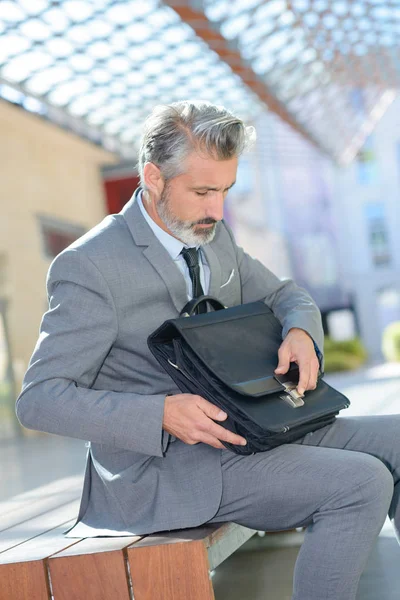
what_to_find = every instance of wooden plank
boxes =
[49,536,141,600]
[0,560,50,600]
[128,538,214,600]
[0,499,80,554]
[126,523,255,600]
[0,476,82,532]
[0,519,80,600]
[0,519,78,565]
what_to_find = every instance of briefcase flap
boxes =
[149,301,297,397]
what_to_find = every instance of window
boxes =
[38,215,86,260]
[365,203,391,267]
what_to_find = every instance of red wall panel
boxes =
[104,176,140,215]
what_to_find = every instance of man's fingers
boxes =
[207,421,247,446]
[198,398,227,421]
[275,347,290,375]
[195,398,246,446]
[297,362,311,396]
[200,434,225,450]
[308,357,320,390]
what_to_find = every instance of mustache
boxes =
[192,218,218,226]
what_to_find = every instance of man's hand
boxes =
[162,394,247,450]
[274,328,320,396]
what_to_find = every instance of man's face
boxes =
[152,151,238,246]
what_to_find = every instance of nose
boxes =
[205,192,225,222]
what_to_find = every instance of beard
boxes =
[156,184,218,246]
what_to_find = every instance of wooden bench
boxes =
[0,476,256,600]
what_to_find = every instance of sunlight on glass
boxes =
[42,8,70,33]
[20,18,51,40]
[87,41,112,59]
[18,0,47,16]
[69,90,110,115]
[2,50,53,81]
[66,24,93,44]
[107,56,131,74]
[0,34,31,61]
[0,1,25,23]
[124,21,152,42]
[142,59,164,76]
[221,13,251,40]
[87,18,113,38]
[46,38,74,58]
[26,66,72,95]
[203,0,231,22]
[63,1,94,23]
[48,79,91,106]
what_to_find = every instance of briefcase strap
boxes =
[180,295,226,317]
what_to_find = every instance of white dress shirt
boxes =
[137,190,210,299]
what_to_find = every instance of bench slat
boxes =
[0,560,50,600]
[48,536,142,600]
[0,476,82,533]
[50,535,141,557]
[0,520,79,600]
[128,538,214,600]
[0,519,77,565]
[126,524,255,600]
[0,500,80,554]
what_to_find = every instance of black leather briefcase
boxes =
[148,296,350,455]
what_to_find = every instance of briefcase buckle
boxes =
[280,381,305,408]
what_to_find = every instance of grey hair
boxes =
[138,100,256,189]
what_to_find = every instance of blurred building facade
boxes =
[0,99,116,437]
[332,98,400,360]
[226,99,400,361]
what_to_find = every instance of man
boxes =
[17,101,400,600]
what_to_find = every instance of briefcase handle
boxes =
[180,295,226,317]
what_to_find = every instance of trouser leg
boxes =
[208,417,397,600]
[297,415,400,539]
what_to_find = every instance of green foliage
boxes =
[324,337,368,361]
[323,337,368,373]
[382,322,400,362]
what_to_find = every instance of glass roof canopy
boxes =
[200,0,399,163]
[0,0,265,157]
[0,0,398,163]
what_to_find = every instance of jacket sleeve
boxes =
[16,249,167,457]
[223,222,325,361]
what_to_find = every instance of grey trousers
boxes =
[208,415,400,600]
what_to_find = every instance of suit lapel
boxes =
[202,243,222,298]
[143,243,188,313]
[121,189,188,313]
[121,189,224,308]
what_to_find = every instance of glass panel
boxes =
[0,1,25,23]
[1,0,397,160]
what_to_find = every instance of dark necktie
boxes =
[181,247,206,313]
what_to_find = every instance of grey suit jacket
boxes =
[16,189,324,536]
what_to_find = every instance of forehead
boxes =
[182,151,238,186]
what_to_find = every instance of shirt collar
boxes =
[137,189,200,260]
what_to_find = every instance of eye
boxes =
[195,191,208,196]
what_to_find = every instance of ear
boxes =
[143,162,164,197]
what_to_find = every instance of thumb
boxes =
[200,399,227,421]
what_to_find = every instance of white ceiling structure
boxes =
[0,0,398,164]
